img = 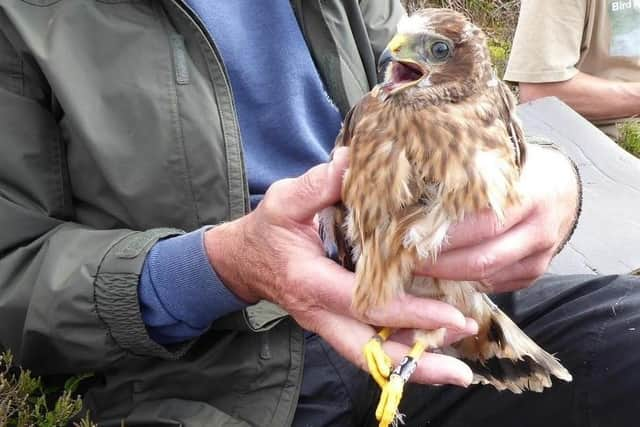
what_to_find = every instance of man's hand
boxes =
[417,144,580,292]
[205,148,477,387]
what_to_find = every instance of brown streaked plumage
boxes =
[319,9,570,420]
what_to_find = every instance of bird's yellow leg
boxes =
[364,327,395,388]
[375,338,428,427]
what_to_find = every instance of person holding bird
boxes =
[0,1,638,427]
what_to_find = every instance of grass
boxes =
[617,120,640,157]
[0,351,96,427]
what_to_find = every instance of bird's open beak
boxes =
[378,34,428,94]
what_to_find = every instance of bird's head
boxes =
[378,9,493,102]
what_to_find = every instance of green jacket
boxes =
[0,1,404,425]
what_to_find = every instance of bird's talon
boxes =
[376,374,406,427]
[364,336,392,388]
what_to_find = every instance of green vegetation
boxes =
[0,351,96,427]
[617,120,640,158]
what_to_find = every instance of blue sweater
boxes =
[138,0,343,344]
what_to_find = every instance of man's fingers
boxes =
[376,337,473,387]
[410,349,473,386]
[314,310,473,387]
[305,257,477,334]
[417,217,554,281]
[262,147,349,223]
[362,293,478,334]
[482,249,554,292]
[440,204,531,252]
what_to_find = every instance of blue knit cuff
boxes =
[139,227,247,344]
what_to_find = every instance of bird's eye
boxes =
[430,41,450,60]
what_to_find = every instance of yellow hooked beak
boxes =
[378,34,428,94]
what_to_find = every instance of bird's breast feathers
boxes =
[341,90,522,263]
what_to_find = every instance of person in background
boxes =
[505,0,640,141]
[1,1,639,426]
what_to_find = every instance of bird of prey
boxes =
[319,8,572,427]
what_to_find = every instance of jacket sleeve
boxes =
[139,227,247,344]
[359,0,405,64]
[0,27,191,376]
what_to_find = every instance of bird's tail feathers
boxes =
[453,294,572,393]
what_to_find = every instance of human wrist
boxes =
[204,221,262,305]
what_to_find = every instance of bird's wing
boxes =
[318,204,355,271]
[496,81,527,169]
[318,94,378,272]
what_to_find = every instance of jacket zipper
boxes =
[165,3,302,427]
[170,0,250,217]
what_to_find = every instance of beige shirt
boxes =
[505,0,640,136]
[506,0,640,83]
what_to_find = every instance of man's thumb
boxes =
[265,147,349,223]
